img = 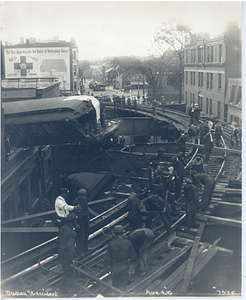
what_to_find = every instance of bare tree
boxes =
[155,19,192,103]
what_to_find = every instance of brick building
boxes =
[184,23,241,122]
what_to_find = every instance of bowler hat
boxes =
[112,225,125,233]
[78,189,87,196]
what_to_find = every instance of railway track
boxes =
[1,105,241,297]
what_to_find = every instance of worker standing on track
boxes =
[104,225,136,291]
[214,122,223,147]
[129,228,155,277]
[190,154,206,174]
[183,178,199,229]
[72,189,91,255]
[55,188,79,229]
[193,103,201,125]
[176,131,188,156]
[143,194,173,234]
[58,212,77,297]
[191,170,216,212]
[127,192,143,231]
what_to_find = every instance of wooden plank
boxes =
[88,197,117,205]
[72,265,123,295]
[88,208,98,216]
[1,227,59,233]
[127,242,193,293]
[179,222,206,293]
[173,246,218,294]
[154,242,210,292]
[1,210,56,225]
[197,214,242,228]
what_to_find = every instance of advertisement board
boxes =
[4,47,71,90]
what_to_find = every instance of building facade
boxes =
[2,37,79,95]
[184,23,241,122]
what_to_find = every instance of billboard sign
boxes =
[4,47,71,90]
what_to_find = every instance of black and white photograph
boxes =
[1,1,243,298]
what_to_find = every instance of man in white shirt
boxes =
[55,188,78,228]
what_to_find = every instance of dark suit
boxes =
[72,198,90,253]
[104,237,136,290]
[184,184,199,228]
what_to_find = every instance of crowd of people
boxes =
[54,101,226,295]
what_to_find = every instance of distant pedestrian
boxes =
[133,97,137,111]
[127,97,131,110]
[129,228,154,277]
[193,103,201,125]
[214,122,223,147]
[161,96,166,112]
[104,225,136,291]
[152,99,157,116]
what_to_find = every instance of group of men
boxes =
[104,142,217,291]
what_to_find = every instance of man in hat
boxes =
[183,178,199,228]
[191,171,216,211]
[127,192,143,231]
[214,122,223,147]
[72,189,91,255]
[161,96,166,112]
[104,225,136,291]
[149,147,166,163]
[193,103,201,125]
[58,212,77,296]
[55,188,79,229]
[190,154,206,174]
[129,228,155,277]
[176,132,188,156]
[143,194,173,234]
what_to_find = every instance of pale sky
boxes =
[1,1,242,61]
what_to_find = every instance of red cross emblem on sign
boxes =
[14,56,33,76]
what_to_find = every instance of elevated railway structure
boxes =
[1,102,241,297]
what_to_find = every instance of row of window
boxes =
[185,92,221,119]
[185,71,222,91]
[186,44,223,64]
